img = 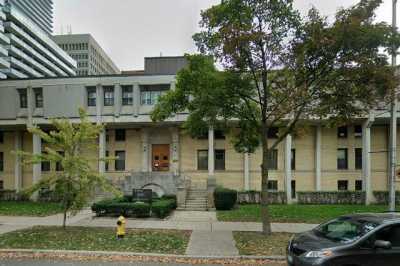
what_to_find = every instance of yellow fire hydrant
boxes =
[116,214,126,239]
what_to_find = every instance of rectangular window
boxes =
[354,125,362,137]
[197,150,208,170]
[338,180,348,191]
[355,148,362,170]
[140,84,169,105]
[115,129,126,142]
[55,151,64,171]
[215,150,225,170]
[18,89,27,108]
[338,126,348,138]
[122,86,133,106]
[103,86,114,106]
[0,180,3,189]
[0,131,3,143]
[291,180,296,199]
[268,149,278,170]
[291,149,296,170]
[355,180,363,191]
[105,151,109,171]
[214,130,226,139]
[0,152,3,172]
[337,148,348,170]
[267,180,278,191]
[34,88,43,108]
[41,152,51,172]
[87,87,96,106]
[115,151,125,171]
[267,127,279,138]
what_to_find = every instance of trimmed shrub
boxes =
[373,191,400,204]
[214,188,237,210]
[91,200,151,217]
[162,195,177,209]
[237,191,286,204]
[297,191,365,205]
[152,199,176,218]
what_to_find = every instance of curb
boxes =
[0,249,286,263]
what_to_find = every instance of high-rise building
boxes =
[0,0,77,79]
[53,34,120,76]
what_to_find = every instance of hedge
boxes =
[152,199,176,218]
[297,191,365,205]
[373,191,400,204]
[237,191,286,204]
[214,188,237,210]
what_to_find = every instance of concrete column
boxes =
[285,134,293,204]
[14,130,23,191]
[114,84,122,117]
[32,133,41,185]
[133,83,140,117]
[244,152,250,191]
[363,113,375,205]
[208,126,215,177]
[315,125,322,191]
[141,128,149,172]
[171,128,180,176]
[98,130,106,174]
[96,84,103,124]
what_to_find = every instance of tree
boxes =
[18,109,119,228]
[152,0,399,235]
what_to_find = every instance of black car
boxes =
[287,212,400,266]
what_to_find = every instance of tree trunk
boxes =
[261,121,272,235]
[62,208,67,229]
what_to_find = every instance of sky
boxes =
[53,0,393,71]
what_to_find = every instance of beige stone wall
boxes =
[0,132,16,189]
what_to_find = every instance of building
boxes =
[53,34,120,76]
[0,0,77,79]
[0,56,398,207]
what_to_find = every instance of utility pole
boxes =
[389,0,398,212]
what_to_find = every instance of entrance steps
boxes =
[178,188,208,211]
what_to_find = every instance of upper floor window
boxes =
[56,151,64,172]
[0,152,3,172]
[115,129,126,142]
[18,89,27,108]
[122,86,133,106]
[215,150,225,170]
[140,84,169,105]
[291,149,296,170]
[355,148,362,170]
[115,151,126,171]
[354,125,362,137]
[337,148,348,170]
[267,127,279,138]
[87,87,96,106]
[0,180,3,189]
[103,86,114,106]
[338,126,348,138]
[34,88,43,108]
[197,149,226,171]
[268,149,278,170]
[41,152,50,172]
[0,131,3,143]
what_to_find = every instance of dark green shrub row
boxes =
[373,191,400,204]
[297,191,365,205]
[214,187,237,210]
[152,199,176,218]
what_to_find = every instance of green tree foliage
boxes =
[18,109,119,228]
[152,0,399,234]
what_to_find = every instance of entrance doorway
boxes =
[152,144,170,172]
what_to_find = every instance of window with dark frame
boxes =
[41,152,50,172]
[267,127,279,138]
[268,149,278,170]
[0,180,3,189]
[87,87,96,106]
[215,150,225,170]
[355,180,363,191]
[122,86,133,106]
[0,131,3,143]
[34,88,43,108]
[103,86,114,106]
[197,150,208,170]
[337,148,348,170]
[337,126,348,138]
[18,89,28,108]
[291,180,296,199]
[0,152,3,172]
[55,151,64,171]
[115,129,126,142]
[355,148,362,170]
[354,125,362,137]
[338,180,348,191]
[291,149,296,170]
[214,130,226,139]
[105,151,109,171]
[267,180,278,191]
[115,151,125,171]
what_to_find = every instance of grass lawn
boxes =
[234,232,293,256]
[0,226,190,254]
[218,204,396,223]
[0,201,63,217]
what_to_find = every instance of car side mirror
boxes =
[374,240,392,250]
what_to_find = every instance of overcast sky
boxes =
[53,0,393,71]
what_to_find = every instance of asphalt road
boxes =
[0,260,220,266]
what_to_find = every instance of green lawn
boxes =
[234,232,293,256]
[218,204,396,223]
[0,226,190,254]
[0,201,63,217]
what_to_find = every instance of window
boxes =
[140,84,169,105]
[291,149,296,170]
[355,180,363,191]
[0,152,3,172]
[267,127,279,138]
[18,89,27,108]
[337,148,348,170]
[268,149,278,170]
[105,151,109,171]
[41,152,50,172]
[338,126,348,138]
[355,148,362,170]
[87,87,96,106]
[115,129,126,142]
[34,88,43,108]
[338,180,348,191]
[197,150,208,170]
[214,130,226,139]
[56,151,64,171]
[115,151,125,171]
[103,86,114,106]
[122,86,133,105]
[0,131,3,143]
[291,180,296,199]
[215,150,225,170]
[354,125,362,137]
[0,180,3,189]
[373,225,400,248]
[267,180,278,191]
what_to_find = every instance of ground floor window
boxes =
[355,180,363,191]
[41,152,50,172]
[105,151,109,171]
[291,180,296,199]
[338,180,348,191]
[197,149,226,170]
[268,180,278,191]
[268,149,278,170]
[115,151,125,171]
[0,152,3,172]
[0,180,3,189]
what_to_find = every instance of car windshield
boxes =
[315,217,379,244]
